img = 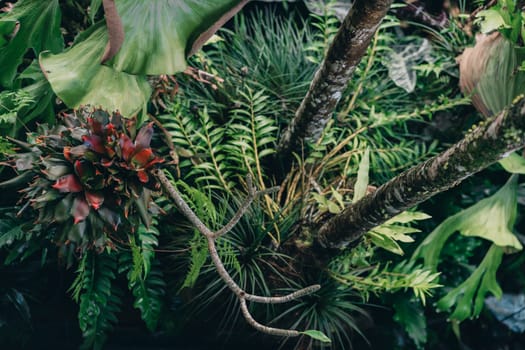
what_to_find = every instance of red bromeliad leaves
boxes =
[52,174,83,193]
[82,134,106,154]
[132,148,153,167]
[71,196,90,224]
[137,170,149,183]
[98,207,121,231]
[74,159,95,180]
[119,133,135,161]
[85,191,104,210]
[132,148,164,169]
[144,157,164,169]
[87,116,104,135]
[63,145,88,162]
[134,122,154,151]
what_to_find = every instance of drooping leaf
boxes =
[302,330,332,343]
[103,0,248,75]
[458,33,525,118]
[368,230,405,255]
[368,210,429,255]
[436,245,504,322]
[499,152,525,174]
[0,0,63,88]
[452,175,521,250]
[39,24,151,117]
[353,148,370,202]
[412,175,522,271]
[386,211,431,224]
[77,252,122,349]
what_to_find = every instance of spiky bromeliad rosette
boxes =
[10,108,163,260]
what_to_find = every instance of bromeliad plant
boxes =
[6,107,163,260]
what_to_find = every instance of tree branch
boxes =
[317,96,525,250]
[153,169,320,337]
[277,0,393,162]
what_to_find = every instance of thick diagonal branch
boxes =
[153,169,320,337]
[277,0,393,161]
[317,97,525,250]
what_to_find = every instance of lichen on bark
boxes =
[316,96,525,250]
[277,0,393,163]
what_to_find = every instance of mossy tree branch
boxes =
[316,97,525,250]
[277,0,393,162]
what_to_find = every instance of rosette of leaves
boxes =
[8,108,163,258]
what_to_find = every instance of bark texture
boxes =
[277,0,393,160]
[316,97,525,249]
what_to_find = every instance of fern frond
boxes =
[228,88,278,185]
[77,251,122,350]
[120,248,166,332]
[0,210,25,249]
[181,230,208,290]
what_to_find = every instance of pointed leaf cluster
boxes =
[9,108,163,257]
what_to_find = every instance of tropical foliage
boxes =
[0,0,525,349]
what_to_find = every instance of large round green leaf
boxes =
[0,0,62,88]
[104,0,246,75]
[40,25,151,117]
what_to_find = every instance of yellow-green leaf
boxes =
[302,330,331,343]
[499,152,525,174]
[353,148,370,202]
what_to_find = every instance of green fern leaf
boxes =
[77,251,122,350]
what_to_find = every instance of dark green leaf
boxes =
[393,297,427,348]
[0,0,62,88]
[104,0,247,75]
[39,24,151,117]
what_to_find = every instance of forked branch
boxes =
[153,169,320,337]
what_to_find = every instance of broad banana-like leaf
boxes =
[0,20,17,47]
[0,0,62,88]
[412,175,522,272]
[40,24,151,117]
[102,0,248,75]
